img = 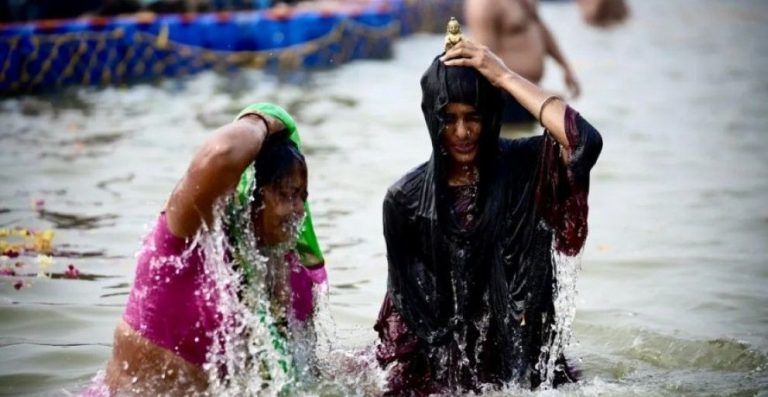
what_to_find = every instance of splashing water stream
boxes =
[538,246,582,389]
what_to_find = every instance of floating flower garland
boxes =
[1,226,83,287]
[1,227,68,289]
[0,228,55,256]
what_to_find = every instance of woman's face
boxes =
[442,102,482,165]
[253,166,308,246]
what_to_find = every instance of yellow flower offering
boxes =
[0,228,55,255]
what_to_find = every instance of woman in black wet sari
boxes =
[374,40,603,395]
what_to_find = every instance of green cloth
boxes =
[228,102,323,385]
[234,103,325,269]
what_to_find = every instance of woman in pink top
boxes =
[102,104,327,395]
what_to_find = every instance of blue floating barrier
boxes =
[0,0,462,94]
[233,11,261,51]
[200,13,238,51]
[254,13,289,51]
[287,11,340,68]
[164,15,202,47]
[0,24,35,92]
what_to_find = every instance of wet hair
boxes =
[252,135,306,206]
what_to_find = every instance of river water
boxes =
[1,0,767,395]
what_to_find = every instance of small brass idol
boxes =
[444,17,463,51]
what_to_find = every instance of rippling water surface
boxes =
[1,0,767,395]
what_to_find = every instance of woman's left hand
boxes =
[440,40,514,87]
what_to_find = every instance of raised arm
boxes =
[539,22,580,98]
[517,0,581,97]
[443,41,602,255]
[441,41,572,156]
[165,113,284,238]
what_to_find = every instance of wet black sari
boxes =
[374,56,603,395]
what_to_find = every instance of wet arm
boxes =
[498,73,571,145]
[536,8,581,98]
[165,115,270,238]
[441,41,570,151]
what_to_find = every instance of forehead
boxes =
[269,165,307,189]
[445,102,479,115]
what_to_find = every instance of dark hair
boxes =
[252,135,306,205]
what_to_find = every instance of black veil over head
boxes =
[419,55,503,183]
[382,52,601,391]
[417,56,509,233]
[384,54,561,387]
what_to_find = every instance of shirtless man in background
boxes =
[465,0,580,123]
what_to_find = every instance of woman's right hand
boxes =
[166,110,286,238]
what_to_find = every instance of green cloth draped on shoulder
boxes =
[227,103,324,382]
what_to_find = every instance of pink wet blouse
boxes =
[123,212,327,366]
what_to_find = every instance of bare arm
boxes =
[518,0,569,68]
[441,41,571,157]
[539,20,567,72]
[165,114,284,238]
[519,0,580,98]
[538,18,580,97]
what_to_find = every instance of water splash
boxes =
[537,243,582,388]
[198,199,298,396]
[312,292,387,396]
[193,197,381,396]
